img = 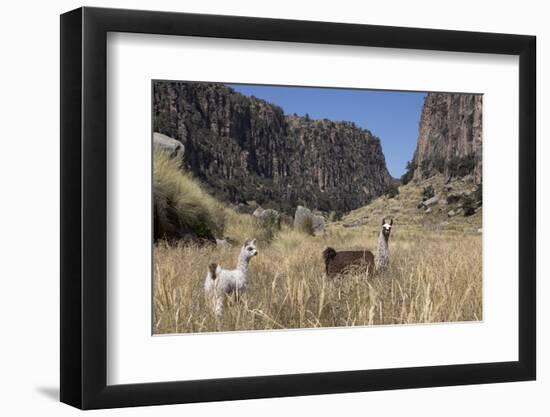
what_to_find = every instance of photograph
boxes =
[152,81,483,334]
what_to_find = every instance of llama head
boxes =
[381,218,393,239]
[241,239,258,259]
[322,247,337,263]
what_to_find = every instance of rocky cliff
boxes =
[153,81,393,213]
[411,93,482,183]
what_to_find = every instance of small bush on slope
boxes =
[422,185,435,201]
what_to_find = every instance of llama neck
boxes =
[236,253,250,275]
[378,231,389,248]
[375,232,390,271]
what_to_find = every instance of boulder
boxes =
[294,205,314,234]
[216,238,232,248]
[280,213,294,227]
[252,207,264,218]
[447,208,463,217]
[343,217,369,228]
[446,193,463,205]
[236,203,255,214]
[153,132,185,162]
[312,215,325,236]
[246,200,259,209]
[422,196,439,208]
[254,208,281,228]
[253,207,281,240]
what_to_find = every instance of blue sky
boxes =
[228,84,426,178]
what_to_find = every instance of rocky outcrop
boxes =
[421,196,439,208]
[252,207,281,240]
[291,206,325,236]
[293,205,314,234]
[153,81,393,213]
[311,215,325,236]
[412,93,482,183]
[153,132,185,163]
[342,217,369,228]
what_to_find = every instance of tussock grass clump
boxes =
[153,147,225,240]
[222,209,260,243]
[300,216,315,236]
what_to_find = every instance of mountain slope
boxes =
[153,81,393,213]
[411,93,482,183]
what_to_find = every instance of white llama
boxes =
[204,239,258,316]
[374,218,393,272]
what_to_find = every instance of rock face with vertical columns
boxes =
[412,93,482,184]
[153,81,393,213]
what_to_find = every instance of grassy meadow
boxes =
[153,208,482,334]
[152,147,482,334]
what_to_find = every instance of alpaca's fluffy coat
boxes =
[204,239,258,315]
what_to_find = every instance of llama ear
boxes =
[390,219,393,225]
[251,239,257,245]
[382,218,386,225]
[243,239,250,247]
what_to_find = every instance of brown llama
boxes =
[322,247,375,277]
[323,218,393,278]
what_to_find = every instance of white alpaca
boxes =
[374,218,393,272]
[204,239,258,316]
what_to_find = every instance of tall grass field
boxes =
[153,148,482,334]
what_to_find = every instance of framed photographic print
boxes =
[60,6,536,410]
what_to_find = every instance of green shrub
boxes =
[400,160,416,185]
[463,182,482,217]
[330,210,344,222]
[448,154,476,178]
[431,156,446,174]
[153,147,225,240]
[385,183,400,199]
[422,185,435,201]
[462,195,477,217]
[474,182,482,204]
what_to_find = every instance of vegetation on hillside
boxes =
[400,160,416,185]
[385,183,400,199]
[422,185,435,201]
[342,174,482,231]
[153,147,225,241]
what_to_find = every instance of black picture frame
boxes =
[60,6,536,410]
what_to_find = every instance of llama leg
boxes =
[214,296,224,317]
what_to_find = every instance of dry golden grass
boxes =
[340,174,482,231]
[153,217,482,334]
[154,147,226,238]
